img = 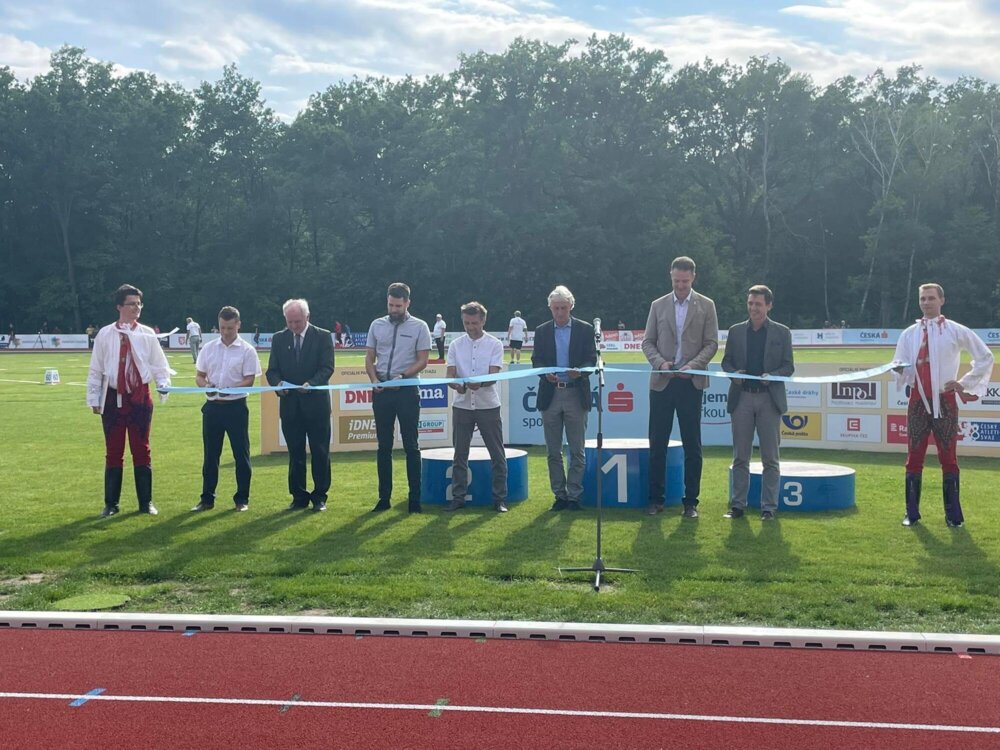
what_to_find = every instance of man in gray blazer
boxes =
[642,256,719,517]
[720,285,794,520]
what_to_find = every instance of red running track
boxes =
[1,629,999,749]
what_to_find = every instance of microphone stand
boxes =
[560,345,637,591]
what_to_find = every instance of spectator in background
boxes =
[507,310,527,364]
[186,317,203,363]
[432,313,447,361]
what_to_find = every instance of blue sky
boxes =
[3,0,1000,121]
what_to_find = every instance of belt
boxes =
[742,382,768,393]
[555,380,580,389]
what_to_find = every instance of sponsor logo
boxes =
[859,330,890,340]
[958,419,1000,444]
[829,381,881,408]
[701,390,729,424]
[608,382,634,413]
[980,383,1000,411]
[340,389,375,410]
[417,415,448,437]
[780,412,821,440]
[420,384,448,408]
[786,385,821,408]
[338,415,377,444]
[887,415,908,444]
[825,414,881,443]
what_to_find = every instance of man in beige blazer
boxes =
[642,256,719,517]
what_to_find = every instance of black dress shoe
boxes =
[645,503,664,516]
[681,505,699,519]
[566,501,582,511]
[723,508,745,519]
[371,499,391,512]
[285,501,310,511]
[139,504,159,516]
[760,510,776,521]
[235,504,248,512]
[408,501,423,514]
[946,518,963,528]
[100,505,119,518]
[550,498,569,511]
[494,501,509,513]
[312,502,327,512]
[901,515,919,527]
[444,499,465,512]
[190,502,214,512]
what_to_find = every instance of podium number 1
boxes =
[601,455,628,503]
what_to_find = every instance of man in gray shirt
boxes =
[365,282,432,513]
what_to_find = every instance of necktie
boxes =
[294,333,302,362]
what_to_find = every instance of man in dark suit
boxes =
[265,298,335,511]
[720,285,794,520]
[532,285,598,511]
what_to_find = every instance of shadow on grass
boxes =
[482,507,577,579]
[716,514,801,579]
[913,523,1000,596]
[632,510,708,583]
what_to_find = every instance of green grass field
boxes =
[1,348,998,634]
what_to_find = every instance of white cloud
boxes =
[0,34,52,79]
[782,0,1000,79]
[157,34,251,72]
[632,13,907,85]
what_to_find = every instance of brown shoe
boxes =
[645,503,664,516]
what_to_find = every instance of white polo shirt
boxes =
[196,335,262,401]
[447,332,504,410]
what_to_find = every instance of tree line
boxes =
[2,37,999,336]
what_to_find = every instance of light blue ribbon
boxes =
[163,362,904,395]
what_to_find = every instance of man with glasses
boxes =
[86,284,174,517]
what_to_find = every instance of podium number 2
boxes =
[601,455,629,503]
[782,481,803,506]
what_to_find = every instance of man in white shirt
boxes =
[191,306,263,512]
[87,284,174,517]
[507,310,527,364]
[445,301,508,512]
[186,317,203,364]
[893,283,993,527]
[432,313,447,361]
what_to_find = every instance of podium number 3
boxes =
[782,481,803,506]
[601,455,629,503]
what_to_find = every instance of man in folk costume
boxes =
[87,284,175,517]
[893,283,993,527]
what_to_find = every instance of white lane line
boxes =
[0,692,998,734]
[0,378,47,385]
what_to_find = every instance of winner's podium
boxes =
[420,447,529,505]
[581,439,684,509]
[730,461,856,512]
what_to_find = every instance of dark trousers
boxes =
[373,386,421,502]
[434,337,445,360]
[201,399,252,506]
[648,378,703,504]
[281,404,331,507]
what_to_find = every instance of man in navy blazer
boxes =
[532,285,597,511]
[265,298,335,511]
